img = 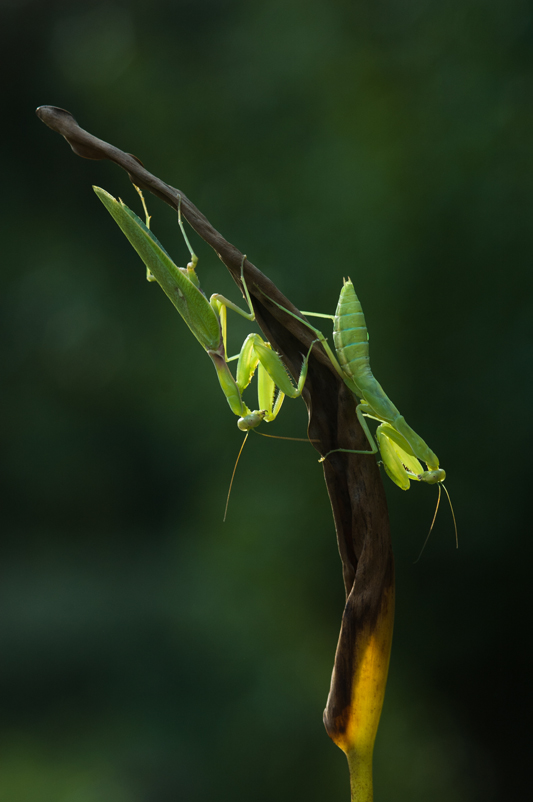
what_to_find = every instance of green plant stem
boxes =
[347,747,373,801]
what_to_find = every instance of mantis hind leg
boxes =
[177,194,199,273]
[319,404,378,462]
[133,185,158,282]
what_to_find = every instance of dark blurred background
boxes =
[2,1,532,800]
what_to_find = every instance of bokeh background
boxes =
[2,1,533,800]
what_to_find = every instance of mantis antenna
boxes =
[223,430,319,521]
[414,483,458,563]
[224,433,249,522]
[443,484,458,549]
[254,431,319,442]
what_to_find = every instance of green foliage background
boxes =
[2,1,532,800]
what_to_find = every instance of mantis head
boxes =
[418,468,446,484]
[237,410,267,431]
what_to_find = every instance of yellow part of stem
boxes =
[329,583,395,802]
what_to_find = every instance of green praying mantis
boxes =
[265,281,456,545]
[94,186,315,437]
[267,282,445,489]
[95,185,455,539]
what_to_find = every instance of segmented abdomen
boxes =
[333,280,372,384]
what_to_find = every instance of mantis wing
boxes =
[94,187,221,352]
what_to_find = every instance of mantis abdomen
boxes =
[334,281,400,422]
[333,281,370,379]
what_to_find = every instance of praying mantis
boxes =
[267,281,445,490]
[93,187,315,436]
[266,281,456,543]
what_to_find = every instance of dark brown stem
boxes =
[36,106,394,778]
